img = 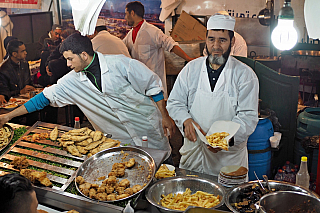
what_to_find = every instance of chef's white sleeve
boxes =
[42,77,74,107]
[125,58,164,97]
[154,27,178,52]
[232,77,259,145]
[166,68,193,135]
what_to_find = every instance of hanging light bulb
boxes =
[70,0,89,11]
[271,0,298,50]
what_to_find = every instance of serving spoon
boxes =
[263,175,271,191]
[254,171,267,193]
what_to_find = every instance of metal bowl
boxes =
[146,176,226,213]
[257,191,320,213]
[75,146,156,202]
[225,180,320,212]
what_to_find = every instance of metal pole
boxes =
[48,0,53,11]
[269,0,275,57]
[56,0,62,25]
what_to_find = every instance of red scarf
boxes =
[132,20,144,44]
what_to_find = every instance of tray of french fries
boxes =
[0,124,14,152]
[192,121,240,151]
[155,164,176,179]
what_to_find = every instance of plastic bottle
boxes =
[294,164,299,174]
[296,156,310,189]
[282,165,289,182]
[74,117,80,129]
[274,169,284,181]
[289,168,296,183]
[142,136,148,148]
[284,161,293,173]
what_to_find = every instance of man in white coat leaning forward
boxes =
[0,33,175,161]
[166,14,259,176]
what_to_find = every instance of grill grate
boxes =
[0,121,86,191]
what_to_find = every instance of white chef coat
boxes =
[167,56,259,175]
[123,20,178,99]
[203,32,247,57]
[92,30,131,58]
[43,52,171,157]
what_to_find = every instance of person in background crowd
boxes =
[0,173,38,213]
[203,11,248,57]
[89,18,131,57]
[167,14,259,176]
[0,39,34,105]
[37,24,62,57]
[123,1,195,100]
[38,38,56,87]
[39,29,80,124]
[45,29,76,85]
[3,36,18,60]
[0,33,175,163]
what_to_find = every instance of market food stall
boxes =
[1,122,320,213]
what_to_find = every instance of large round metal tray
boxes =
[225,180,320,212]
[75,146,156,202]
[146,176,226,213]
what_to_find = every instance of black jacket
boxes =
[0,58,33,101]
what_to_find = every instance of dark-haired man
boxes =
[123,1,194,100]
[167,14,259,176]
[38,24,62,50]
[0,33,175,161]
[89,19,130,57]
[0,39,35,104]
[3,36,18,60]
[0,173,38,213]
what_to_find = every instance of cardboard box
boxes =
[170,11,207,42]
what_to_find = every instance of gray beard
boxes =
[208,54,226,65]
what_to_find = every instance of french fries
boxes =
[155,164,175,179]
[160,188,220,211]
[205,132,229,151]
[0,126,12,149]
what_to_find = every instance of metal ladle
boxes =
[263,175,271,191]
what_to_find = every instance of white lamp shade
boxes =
[70,0,89,11]
[304,0,320,39]
[271,19,298,50]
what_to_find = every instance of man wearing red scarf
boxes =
[123,1,194,100]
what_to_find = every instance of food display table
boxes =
[0,122,231,213]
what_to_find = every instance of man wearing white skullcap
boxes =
[204,11,247,57]
[167,13,259,176]
[88,18,131,58]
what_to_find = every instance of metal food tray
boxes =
[0,121,85,191]
[225,180,320,212]
[0,124,14,153]
[75,146,156,202]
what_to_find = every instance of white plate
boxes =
[162,164,175,172]
[37,204,63,213]
[192,121,240,149]
[1,103,19,109]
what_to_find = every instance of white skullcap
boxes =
[207,14,235,31]
[96,18,106,27]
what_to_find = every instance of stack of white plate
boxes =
[218,165,248,187]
